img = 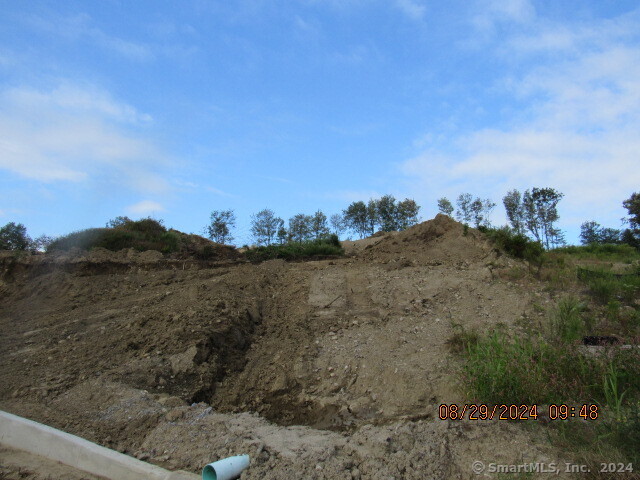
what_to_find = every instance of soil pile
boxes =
[357,214,495,266]
[0,217,569,479]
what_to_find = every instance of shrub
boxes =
[245,237,344,262]
[47,218,181,254]
[47,228,109,252]
[484,226,544,264]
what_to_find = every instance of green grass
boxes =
[454,320,640,468]
[244,235,344,262]
[549,296,586,343]
[451,238,640,471]
[575,268,640,305]
[554,243,640,262]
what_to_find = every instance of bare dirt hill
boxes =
[0,216,571,479]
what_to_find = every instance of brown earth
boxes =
[0,215,571,479]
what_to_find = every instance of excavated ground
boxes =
[0,215,572,479]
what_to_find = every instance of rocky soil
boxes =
[0,215,571,479]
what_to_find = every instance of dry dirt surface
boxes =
[0,446,108,480]
[0,215,571,479]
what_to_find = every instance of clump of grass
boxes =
[587,276,619,304]
[549,296,586,343]
[446,323,479,354]
[245,235,344,262]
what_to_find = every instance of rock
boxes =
[166,409,184,422]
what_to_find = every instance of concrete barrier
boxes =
[0,410,198,480]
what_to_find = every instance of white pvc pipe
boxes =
[202,454,250,480]
[0,410,198,480]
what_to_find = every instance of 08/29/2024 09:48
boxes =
[438,403,599,421]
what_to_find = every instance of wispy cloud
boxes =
[28,13,153,61]
[0,82,170,192]
[174,179,235,197]
[125,200,165,216]
[5,83,152,124]
[205,186,235,197]
[471,0,535,34]
[394,0,427,21]
[402,8,640,231]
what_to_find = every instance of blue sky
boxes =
[1,0,639,245]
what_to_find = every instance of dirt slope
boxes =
[0,216,569,479]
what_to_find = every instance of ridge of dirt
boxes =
[0,216,572,479]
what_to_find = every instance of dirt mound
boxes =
[0,244,240,281]
[0,217,571,479]
[357,214,495,266]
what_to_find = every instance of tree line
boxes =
[207,194,421,246]
[2,191,638,252]
[436,189,639,250]
[578,192,640,248]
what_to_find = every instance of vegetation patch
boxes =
[453,243,640,470]
[47,218,182,254]
[482,226,545,265]
[556,244,640,262]
[244,235,344,262]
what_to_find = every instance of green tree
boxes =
[106,216,132,228]
[377,194,398,232]
[599,228,621,244]
[456,194,494,228]
[437,197,454,217]
[0,222,31,251]
[251,209,283,246]
[289,213,313,243]
[329,213,346,237]
[580,221,621,245]
[31,234,55,252]
[310,210,330,239]
[366,199,379,235]
[623,192,640,246]
[343,201,369,239]
[522,187,564,250]
[397,198,420,230]
[455,193,473,225]
[206,210,236,244]
[502,190,525,234]
[276,225,288,245]
[623,192,640,228]
[580,221,601,245]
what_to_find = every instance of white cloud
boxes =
[205,186,234,197]
[4,83,152,124]
[402,10,640,233]
[0,82,169,192]
[472,0,535,34]
[125,200,165,216]
[394,0,426,21]
[28,13,153,61]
